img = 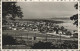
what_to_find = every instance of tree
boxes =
[70,3,78,26]
[66,31,72,36]
[60,26,64,34]
[2,2,23,23]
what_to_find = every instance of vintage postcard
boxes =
[1,0,80,51]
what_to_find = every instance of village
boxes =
[2,19,78,38]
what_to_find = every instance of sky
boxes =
[17,2,78,19]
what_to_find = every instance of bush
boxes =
[31,41,56,49]
[31,41,78,49]
[2,34,17,46]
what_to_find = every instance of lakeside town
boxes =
[2,2,78,49]
[3,19,78,38]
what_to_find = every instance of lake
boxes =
[53,19,78,31]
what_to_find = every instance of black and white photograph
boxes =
[2,2,78,49]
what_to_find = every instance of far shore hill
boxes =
[6,18,71,24]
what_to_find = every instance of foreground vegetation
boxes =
[3,34,78,49]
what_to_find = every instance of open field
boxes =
[2,30,78,41]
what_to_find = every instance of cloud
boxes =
[17,2,77,19]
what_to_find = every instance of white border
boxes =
[1,0,80,51]
[0,0,2,49]
[78,0,79,50]
[2,0,79,2]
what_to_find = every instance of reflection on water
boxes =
[57,23,77,31]
[54,19,77,31]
